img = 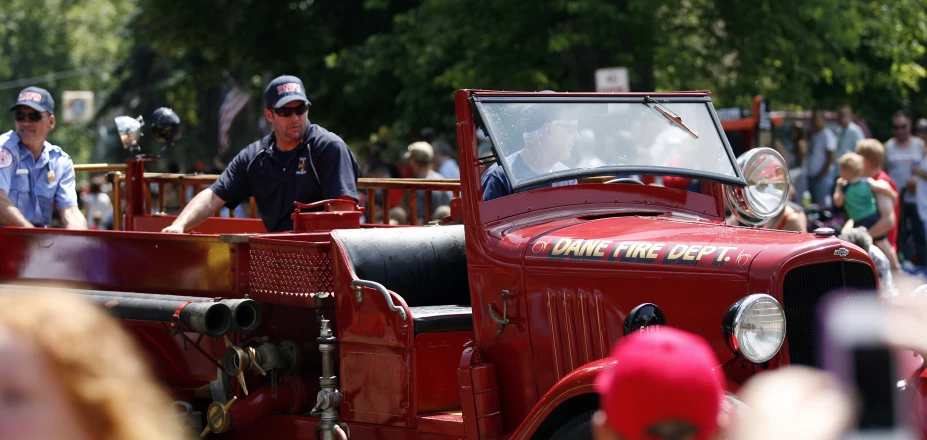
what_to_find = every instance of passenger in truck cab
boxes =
[0,87,86,229]
[593,327,727,440]
[481,104,580,201]
[162,75,360,233]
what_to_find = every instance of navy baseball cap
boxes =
[10,86,55,114]
[264,75,311,108]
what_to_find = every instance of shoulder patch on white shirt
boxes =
[0,148,12,169]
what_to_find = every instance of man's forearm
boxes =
[170,189,222,231]
[867,194,895,238]
[60,205,87,230]
[0,193,34,227]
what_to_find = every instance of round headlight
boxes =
[725,148,791,226]
[722,294,786,363]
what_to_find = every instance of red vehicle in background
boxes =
[719,95,872,166]
[0,90,898,439]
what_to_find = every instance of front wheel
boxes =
[546,410,594,440]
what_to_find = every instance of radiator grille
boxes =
[249,238,333,307]
[782,261,877,367]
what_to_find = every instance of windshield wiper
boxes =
[644,96,699,139]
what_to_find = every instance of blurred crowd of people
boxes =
[775,107,927,274]
[358,127,459,225]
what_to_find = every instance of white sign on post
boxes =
[61,91,95,124]
[595,67,629,92]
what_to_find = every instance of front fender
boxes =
[508,358,615,439]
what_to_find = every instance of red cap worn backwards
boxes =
[594,327,725,440]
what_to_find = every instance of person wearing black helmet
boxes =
[162,75,360,233]
[0,87,86,229]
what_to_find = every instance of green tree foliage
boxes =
[0,0,135,164]
[36,0,927,165]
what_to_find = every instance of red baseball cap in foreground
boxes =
[594,327,726,440]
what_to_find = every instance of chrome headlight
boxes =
[115,115,144,150]
[725,148,791,226]
[722,294,786,363]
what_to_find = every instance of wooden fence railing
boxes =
[75,164,462,230]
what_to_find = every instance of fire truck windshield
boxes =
[475,98,744,191]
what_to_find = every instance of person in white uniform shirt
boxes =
[885,110,926,265]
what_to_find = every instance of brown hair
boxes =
[0,290,189,440]
[838,152,864,177]
[855,138,886,168]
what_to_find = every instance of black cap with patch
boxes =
[10,86,55,115]
[264,75,311,108]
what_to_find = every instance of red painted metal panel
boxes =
[340,342,413,427]
[0,228,235,295]
[412,332,471,414]
[131,214,267,234]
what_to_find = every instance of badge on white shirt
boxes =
[15,168,28,175]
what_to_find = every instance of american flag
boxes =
[218,87,250,154]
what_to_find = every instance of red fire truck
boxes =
[0,90,892,439]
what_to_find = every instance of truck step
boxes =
[417,411,465,436]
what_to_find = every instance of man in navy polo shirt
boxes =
[162,75,359,233]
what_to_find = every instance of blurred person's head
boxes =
[432,205,451,221]
[729,367,853,440]
[838,105,854,128]
[521,105,578,168]
[855,139,886,177]
[366,164,391,179]
[405,142,434,178]
[812,111,827,132]
[593,327,726,440]
[0,291,187,440]
[839,225,873,251]
[389,206,408,225]
[915,118,927,143]
[838,152,865,181]
[892,111,911,142]
[432,140,455,165]
[788,121,807,142]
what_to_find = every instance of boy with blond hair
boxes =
[834,152,900,269]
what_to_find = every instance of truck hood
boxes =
[521,215,825,274]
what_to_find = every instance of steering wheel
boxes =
[605,177,645,185]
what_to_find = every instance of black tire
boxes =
[546,410,594,440]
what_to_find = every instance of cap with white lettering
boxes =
[10,86,55,115]
[264,75,311,108]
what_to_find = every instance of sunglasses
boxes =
[894,124,909,130]
[271,103,309,117]
[14,111,43,122]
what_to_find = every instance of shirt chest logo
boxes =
[296,157,307,175]
[0,148,11,169]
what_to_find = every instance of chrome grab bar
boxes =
[350,279,408,321]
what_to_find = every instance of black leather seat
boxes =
[333,225,472,335]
